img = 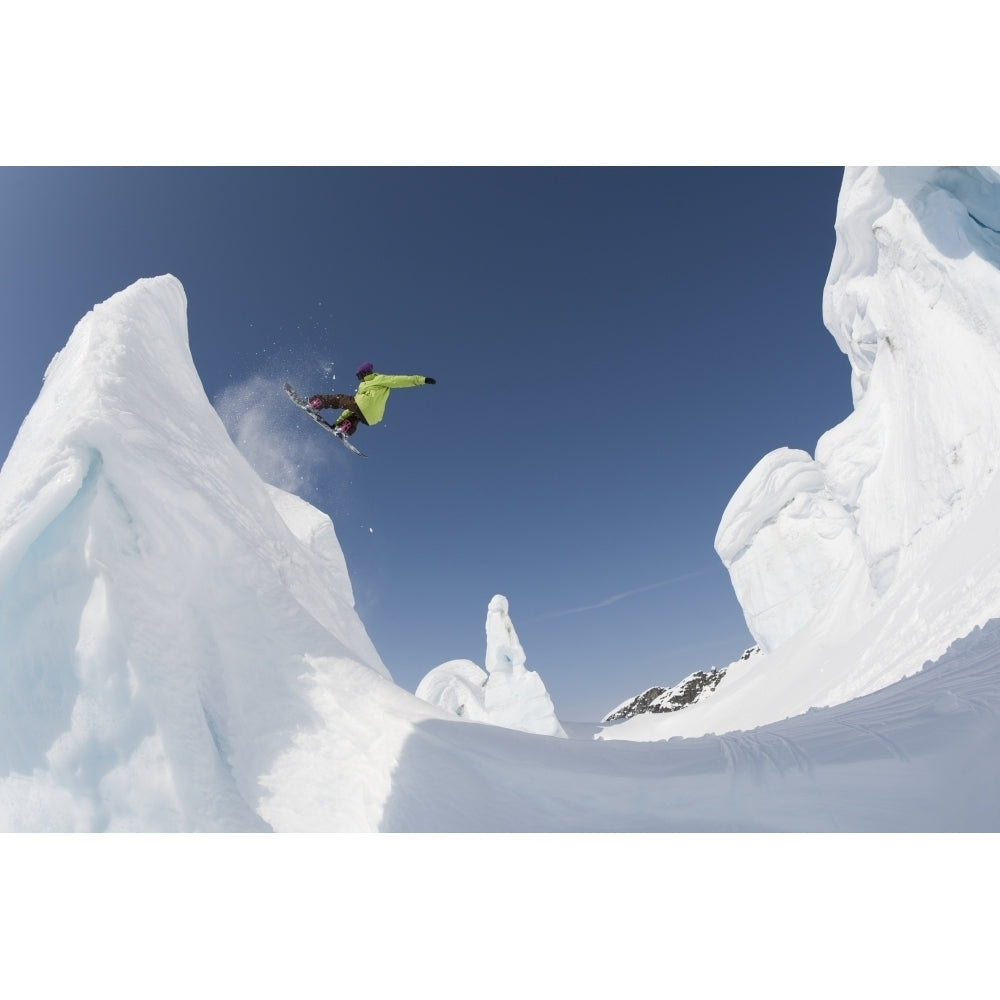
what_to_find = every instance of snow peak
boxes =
[604,668,727,722]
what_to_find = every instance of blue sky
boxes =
[0,166,851,720]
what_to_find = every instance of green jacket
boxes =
[354,373,429,425]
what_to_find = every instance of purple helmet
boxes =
[356,361,374,379]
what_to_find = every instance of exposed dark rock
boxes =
[602,646,761,722]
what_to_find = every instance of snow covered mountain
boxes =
[0,276,449,831]
[0,276,565,830]
[2,166,999,832]
[602,646,759,722]
[603,166,1000,741]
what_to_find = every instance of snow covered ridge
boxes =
[602,646,759,723]
[0,275,444,831]
[0,276,568,831]
[603,669,725,722]
[4,169,1000,830]
[416,595,566,737]
[719,167,1000,654]
[602,166,1000,743]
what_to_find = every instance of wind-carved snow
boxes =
[604,165,1000,742]
[416,595,566,737]
[0,275,438,831]
[4,168,1000,831]
[415,659,491,722]
[724,167,1000,647]
[715,448,864,651]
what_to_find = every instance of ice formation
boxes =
[0,276,434,830]
[606,166,1000,741]
[415,595,566,737]
[4,167,1000,830]
[719,167,1000,653]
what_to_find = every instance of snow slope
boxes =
[2,166,999,831]
[603,166,1000,742]
[382,618,1000,831]
[0,276,445,831]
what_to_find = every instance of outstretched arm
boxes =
[368,374,436,389]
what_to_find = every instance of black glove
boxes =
[424,377,436,384]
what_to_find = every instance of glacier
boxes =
[0,276,440,831]
[604,166,1000,742]
[2,166,999,832]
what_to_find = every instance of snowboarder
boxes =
[307,362,436,436]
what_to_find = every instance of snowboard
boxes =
[284,384,368,457]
